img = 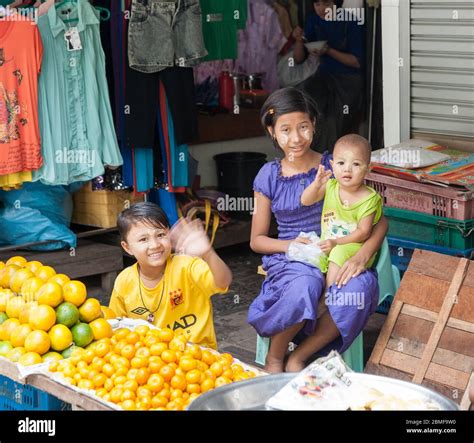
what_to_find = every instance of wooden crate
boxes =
[72,182,144,228]
[365,249,474,409]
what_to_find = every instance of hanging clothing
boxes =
[0,18,43,176]
[128,0,207,73]
[200,0,248,61]
[0,171,32,190]
[234,0,286,91]
[33,0,122,185]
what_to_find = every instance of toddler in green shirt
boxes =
[301,134,383,295]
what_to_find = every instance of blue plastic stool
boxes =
[255,238,401,372]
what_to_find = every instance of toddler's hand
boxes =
[314,164,332,187]
[318,239,336,254]
[169,218,212,258]
[294,236,312,245]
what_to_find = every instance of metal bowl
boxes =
[187,373,459,411]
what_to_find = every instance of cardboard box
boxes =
[72,182,144,228]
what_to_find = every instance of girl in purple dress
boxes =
[248,87,387,373]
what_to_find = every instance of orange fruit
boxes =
[10,323,33,347]
[18,351,42,366]
[113,328,130,341]
[78,298,102,322]
[130,356,148,369]
[148,359,164,374]
[147,374,165,393]
[101,306,116,320]
[9,268,34,294]
[29,304,56,331]
[49,324,73,351]
[6,296,26,319]
[94,341,111,358]
[121,388,136,401]
[0,318,20,340]
[158,328,174,343]
[48,274,70,287]
[102,363,115,378]
[78,379,94,391]
[170,374,186,391]
[201,378,215,393]
[6,256,27,268]
[21,277,44,302]
[151,395,168,408]
[0,289,14,312]
[0,341,13,356]
[35,265,56,282]
[186,344,202,361]
[135,368,150,385]
[37,282,63,308]
[6,346,26,362]
[0,264,20,288]
[150,342,167,356]
[186,383,201,394]
[159,365,175,382]
[42,351,63,363]
[137,386,152,399]
[135,347,151,358]
[25,330,51,355]
[121,344,136,359]
[121,399,136,410]
[135,325,150,337]
[89,318,113,340]
[0,261,4,270]
[25,261,43,274]
[63,281,87,307]
[179,357,197,372]
[161,350,177,364]
[201,349,217,366]
[125,331,140,345]
[185,369,202,384]
[168,337,186,352]
[123,379,139,392]
[215,376,232,388]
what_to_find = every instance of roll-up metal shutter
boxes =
[408,0,474,139]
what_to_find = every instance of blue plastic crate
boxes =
[0,375,70,411]
[388,237,474,274]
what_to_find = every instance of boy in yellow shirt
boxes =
[109,203,232,349]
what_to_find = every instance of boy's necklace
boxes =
[137,264,166,324]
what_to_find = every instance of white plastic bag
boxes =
[286,231,326,270]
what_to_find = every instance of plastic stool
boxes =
[255,238,401,371]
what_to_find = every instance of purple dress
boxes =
[248,152,379,353]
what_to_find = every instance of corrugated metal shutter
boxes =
[409,0,474,138]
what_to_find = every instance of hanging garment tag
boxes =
[64,28,82,51]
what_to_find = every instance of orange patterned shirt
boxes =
[0,17,43,175]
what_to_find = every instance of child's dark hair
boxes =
[117,202,170,241]
[260,87,321,151]
[313,0,344,8]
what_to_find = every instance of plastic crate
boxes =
[0,375,70,411]
[366,172,474,220]
[384,207,474,249]
[388,236,474,274]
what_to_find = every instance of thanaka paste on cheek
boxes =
[276,133,289,147]
[302,129,312,141]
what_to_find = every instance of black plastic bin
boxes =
[214,152,267,219]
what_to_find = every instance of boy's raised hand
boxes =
[314,164,332,187]
[169,218,212,257]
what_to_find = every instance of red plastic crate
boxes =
[366,172,474,220]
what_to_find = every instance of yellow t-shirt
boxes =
[109,255,228,349]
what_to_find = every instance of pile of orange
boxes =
[50,325,257,411]
[0,256,116,366]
